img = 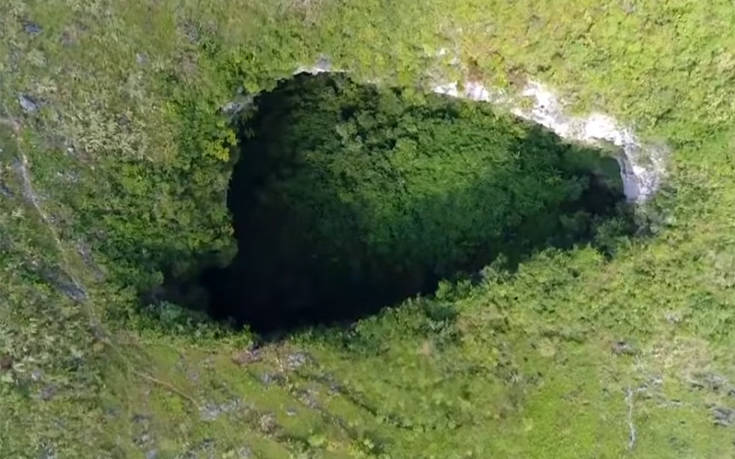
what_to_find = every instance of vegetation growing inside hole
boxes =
[199,74,632,330]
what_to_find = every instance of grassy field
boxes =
[3,0,735,457]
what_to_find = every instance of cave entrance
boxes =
[199,73,631,332]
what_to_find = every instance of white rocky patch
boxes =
[433,80,668,203]
[294,56,333,75]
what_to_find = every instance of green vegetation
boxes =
[205,73,626,328]
[2,0,735,457]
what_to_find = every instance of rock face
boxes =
[294,55,332,75]
[712,406,735,427]
[18,94,39,113]
[432,80,668,203]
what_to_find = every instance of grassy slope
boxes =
[2,0,735,457]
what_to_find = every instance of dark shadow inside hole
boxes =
[187,73,632,333]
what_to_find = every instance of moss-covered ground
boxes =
[3,1,735,457]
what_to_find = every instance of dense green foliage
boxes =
[3,0,735,457]
[209,74,625,327]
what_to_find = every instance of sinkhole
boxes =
[194,73,632,332]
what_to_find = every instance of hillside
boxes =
[2,1,735,457]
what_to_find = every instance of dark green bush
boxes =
[205,74,626,329]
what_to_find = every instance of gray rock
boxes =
[328,380,342,394]
[0,182,13,198]
[180,438,216,459]
[132,413,150,424]
[236,446,252,459]
[258,413,276,433]
[260,372,279,385]
[611,340,636,356]
[713,406,735,427]
[40,384,57,401]
[285,352,309,370]
[231,347,261,365]
[199,399,240,421]
[104,405,121,418]
[62,281,87,302]
[664,312,682,324]
[18,94,39,113]
[181,21,199,43]
[145,449,158,459]
[41,268,88,302]
[221,95,253,117]
[132,413,153,447]
[22,21,42,36]
[136,53,148,65]
[296,389,319,409]
[315,55,332,71]
[691,372,729,392]
[199,403,221,422]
